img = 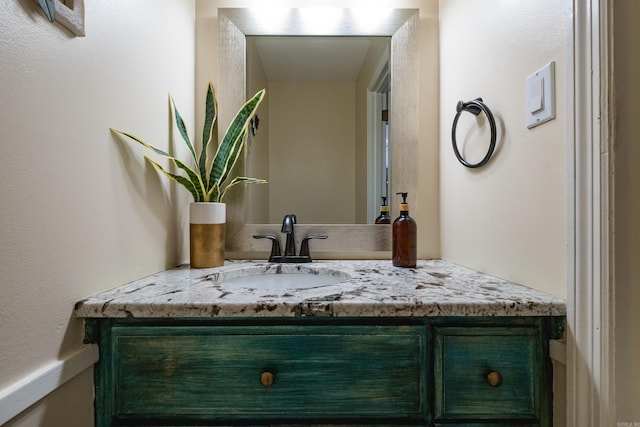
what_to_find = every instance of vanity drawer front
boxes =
[433,326,540,423]
[110,325,426,421]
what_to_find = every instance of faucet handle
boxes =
[253,235,282,262]
[299,235,328,259]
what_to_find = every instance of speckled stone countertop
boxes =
[74,260,566,318]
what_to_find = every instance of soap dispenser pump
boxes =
[375,196,391,224]
[392,192,417,268]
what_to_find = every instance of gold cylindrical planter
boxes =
[189,202,226,268]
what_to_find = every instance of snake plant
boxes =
[112,83,266,203]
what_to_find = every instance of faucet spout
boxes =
[281,214,297,256]
[253,214,328,263]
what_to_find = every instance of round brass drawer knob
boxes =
[260,371,275,387]
[486,370,503,387]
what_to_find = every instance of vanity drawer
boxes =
[433,326,541,424]
[108,324,426,422]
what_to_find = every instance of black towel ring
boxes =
[451,98,497,168]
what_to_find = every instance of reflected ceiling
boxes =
[252,36,382,82]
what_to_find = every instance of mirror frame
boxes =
[219,8,419,259]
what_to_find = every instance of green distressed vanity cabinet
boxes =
[76,260,566,426]
[86,316,562,427]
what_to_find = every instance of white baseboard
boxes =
[0,345,99,425]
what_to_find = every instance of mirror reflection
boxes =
[245,35,391,225]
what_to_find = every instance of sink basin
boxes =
[216,265,351,290]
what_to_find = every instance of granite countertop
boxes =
[74,259,566,318]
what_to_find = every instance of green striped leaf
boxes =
[219,176,268,202]
[145,157,199,202]
[170,96,198,167]
[205,183,220,203]
[199,83,217,188]
[112,84,267,203]
[112,128,205,201]
[171,158,205,202]
[209,89,265,190]
[111,128,172,158]
[218,129,247,188]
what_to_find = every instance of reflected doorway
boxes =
[367,62,391,223]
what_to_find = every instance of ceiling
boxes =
[250,36,388,82]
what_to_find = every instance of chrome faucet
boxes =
[253,214,328,263]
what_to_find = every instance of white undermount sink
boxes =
[216,265,351,290]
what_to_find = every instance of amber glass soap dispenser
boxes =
[392,192,417,268]
[375,196,391,224]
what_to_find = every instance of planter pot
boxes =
[190,202,225,268]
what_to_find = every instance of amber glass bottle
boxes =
[392,192,417,268]
[375,196,391,224]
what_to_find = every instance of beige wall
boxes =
[614,0,640,421]
[0,1,195,425]
[268,82,356,224]
[439,0,570,298]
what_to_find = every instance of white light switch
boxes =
[527,77,544,113]
[525,61,555,129]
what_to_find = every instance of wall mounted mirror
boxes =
[218,8,419,258]
[245,35,390,225]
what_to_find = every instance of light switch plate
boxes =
[525,61,555,129]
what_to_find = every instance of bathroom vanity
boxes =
[75,260,565,427]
